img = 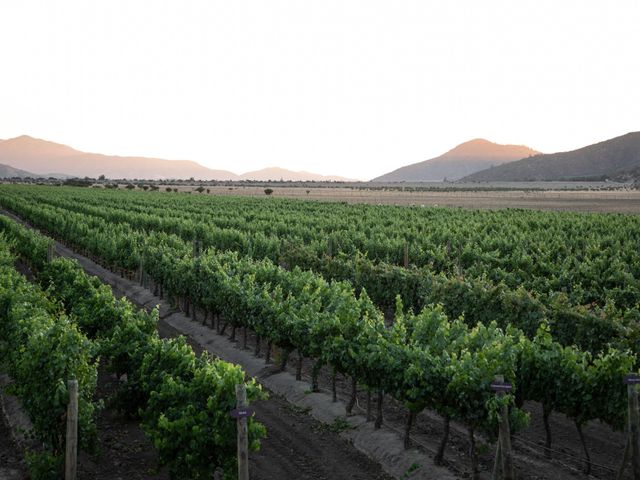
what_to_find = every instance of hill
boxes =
[0,162,69,179]
[372,139,539,182]
[462,132,640,182]
[0,135,351,182]
[240,167,353,182]
[0,135,240,180]
[0,163,40,178]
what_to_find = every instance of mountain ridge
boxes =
[0,135,239,180]
[461,132,640,182]
[0,135,350,181]
[0,162,69,179]
[372,139,539,182]
[240,166,353,182]
[0,163,40,178]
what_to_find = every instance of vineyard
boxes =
[0,211,266,479]
[0,184,639,479]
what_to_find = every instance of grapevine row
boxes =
[0,223,266,479]
[0,235,98,477]
[6,184,639,309]
[0,187,635,358]
[0,196,633,473]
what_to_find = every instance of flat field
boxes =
[164,184,640,213]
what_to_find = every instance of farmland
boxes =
[157,182,640,214]
[0,211,267,479]
[1,184,639,479]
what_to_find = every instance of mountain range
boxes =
[461,132,640,182]
[3,132,639,183]
[374,133,640,183]
[238,167,350,182]
[0,136,352,181]
[373,139,539,182]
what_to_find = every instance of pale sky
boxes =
[1,1,639,180]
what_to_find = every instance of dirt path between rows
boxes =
[0,208,629,479]
[63,249,436,480]
[1,210,406,479]
[156,314,395,480]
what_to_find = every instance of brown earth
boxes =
[77,367,169,480]
[156,319,394,480]
[254,339,627,480]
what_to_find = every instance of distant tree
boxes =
[264,188,274,196]
[173,188,178,192]
[306,190,310,195]
[195,186,205,193]
[142,185,149,191]
[150,185,159,191]
[125,183,135,190]
[166,187,173,192]
[63,178,92,187]
[206,188,210,194]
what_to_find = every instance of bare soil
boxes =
[248,396,391,480]
[77,367,169,480]
[156,301,628,480]
[157,311,395,480]
[257,340,628,479]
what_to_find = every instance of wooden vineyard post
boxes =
[47,243,55,262]
[138,258,144,286]
[618,373,640,480]
[230,384,252,480]
[65,379,78,480]
[491,375,514,480]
